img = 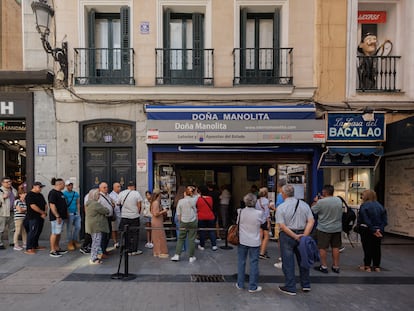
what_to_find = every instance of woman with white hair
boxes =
[85,189,110,264]
[236,192,264,293]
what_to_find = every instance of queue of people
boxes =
[1,175,389,296]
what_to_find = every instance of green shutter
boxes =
[163,8,171,82]
[88,9,96,83]
[240,8,247,81]
[273,8,280,80]
[120,6,130,82]
[193,13,204,82]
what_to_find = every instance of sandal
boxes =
[359,265,371,272]
[89,259,103,265]
[374,267,381,272]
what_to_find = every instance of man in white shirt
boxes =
[118,181,143,255]
[98,182,114,256]
[109,182,122,248]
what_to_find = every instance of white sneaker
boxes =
[248,286,262,293]
[189,256,197,263]
[274,261,283,269]
[171,254,180,261]
[195,239,200,244]
[212,246,218,251]
[198,245,205,251]
[145,242,154,249]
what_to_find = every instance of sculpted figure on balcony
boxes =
[357,33,378,90]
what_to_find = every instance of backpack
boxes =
[338,196,357,246]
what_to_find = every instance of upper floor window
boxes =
[74,6,134,85]
[156,8,213,86]
[234,8,292,85]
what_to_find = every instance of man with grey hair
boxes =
[276,184,315,295]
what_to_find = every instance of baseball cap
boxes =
[127,181,136,187]
[65,180,73,186]
[33,181,45,188]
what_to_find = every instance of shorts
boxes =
[260,222,269,231]
[143,216,152,224]
[111,216,121,231]
[316,230,342,249]
[51,220,64,235]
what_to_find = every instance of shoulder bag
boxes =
[227,208,242,246]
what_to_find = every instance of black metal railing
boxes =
[155,48,214,85]
[233,47,293,85]
[74,48,135,85]
[357,55,401,92]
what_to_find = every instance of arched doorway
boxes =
[80,120,135,195]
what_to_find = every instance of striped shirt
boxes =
[14,200,27,220]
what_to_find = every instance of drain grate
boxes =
[190,274,225,282]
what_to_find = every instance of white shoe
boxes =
[274,261,283,269]
[195,239,200,244]
[145,242,154,249]
[189,256,197,263]
[198,245,205,250]
[248,286,262,293]
[212,246,218,251]
[171,254,180,261]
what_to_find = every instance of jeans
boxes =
[175,214,188,251]
[0,214,15,245]
[175,219,197,257]
[237,244,260,291]
[279,231,310,292]
[66,214,81,242]
[101,217,112,253]
[198,219,216,247]
[26,218,44,250]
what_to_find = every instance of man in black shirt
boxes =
[48,178,68,257]
[24,182,48,255]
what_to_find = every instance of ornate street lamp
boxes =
[31,0,68,83]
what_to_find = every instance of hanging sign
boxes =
[358,11,387,24]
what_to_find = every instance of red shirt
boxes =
[196,196,215,220]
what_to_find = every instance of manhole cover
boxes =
[190,274,225,282]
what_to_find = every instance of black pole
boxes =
[111,224,136,280]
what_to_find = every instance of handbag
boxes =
[227,209,242,246]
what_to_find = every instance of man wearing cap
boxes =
[24,182,48,254]
[0,177,18,249]
[63,180,81,251]
[118,181,143,255]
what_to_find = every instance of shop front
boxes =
[0,92,34,188]
[145,104,326,212]
[318,111,385,209]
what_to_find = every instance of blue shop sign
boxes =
[327,112,385,142]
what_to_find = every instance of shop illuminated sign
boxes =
[326,112,385,142]
[0,101,14,115]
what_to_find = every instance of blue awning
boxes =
[318,146,383,169]
[327,146,384,157]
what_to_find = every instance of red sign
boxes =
[358,11,386,24]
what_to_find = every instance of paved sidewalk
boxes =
[0,234,413,311]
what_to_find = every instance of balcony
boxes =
[74,48,135,85]
[233,48,293,85]
[357,55,401,92]
[155,48,214,86]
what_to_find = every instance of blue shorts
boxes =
[51,220,64,234]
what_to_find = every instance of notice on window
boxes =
[384,154,414,238]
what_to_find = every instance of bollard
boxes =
[220,226,233,250]
[111,224,137,280]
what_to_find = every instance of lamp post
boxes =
[31,0,68,83]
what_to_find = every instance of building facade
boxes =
[17,0,414,235]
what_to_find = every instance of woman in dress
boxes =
[150,190,169,258]
[358,189,387,272]
[85,189,110,264]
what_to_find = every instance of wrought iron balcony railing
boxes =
[74,48,135,85]
[233,48,293,85]
[155,48,214,85]
[357,55,401,92]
